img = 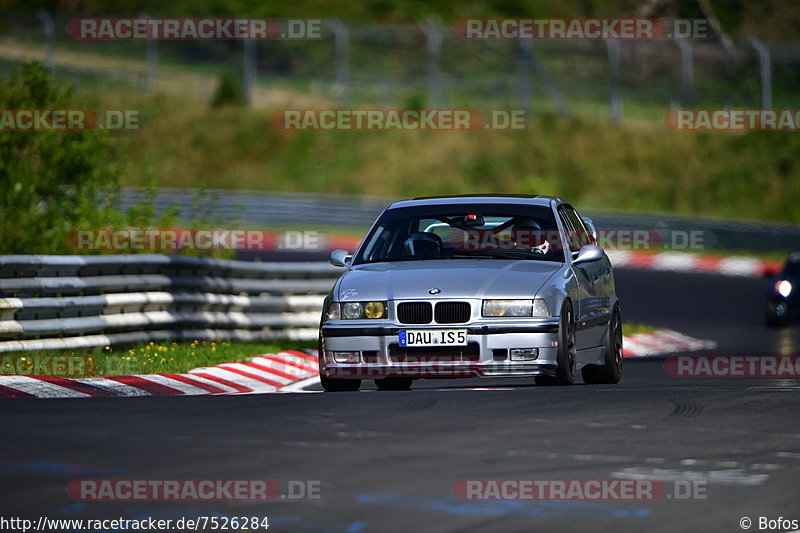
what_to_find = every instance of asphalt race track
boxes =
[1,269,798,533]
[616,269,800,356]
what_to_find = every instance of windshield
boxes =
[353,203,564,265]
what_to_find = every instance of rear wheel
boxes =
[375,377,413,391]
[581,304,623,384]
[535,301,576,386]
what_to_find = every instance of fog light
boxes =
[332,351,361,363]
[510,348,539,361]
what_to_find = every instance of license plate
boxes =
[398,329,468,347]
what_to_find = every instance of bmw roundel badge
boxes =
[429,288,441,295]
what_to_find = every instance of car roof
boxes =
[388,194,562,210]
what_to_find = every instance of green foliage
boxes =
[403,91,425,111]
[0,62,121,254]
[211,70,244,108]
[0,62,237,256]
[118,99,800,223]
[3,0,798,41]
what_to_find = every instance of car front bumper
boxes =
[319,322,560,379]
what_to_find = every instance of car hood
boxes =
[337,259,562,301]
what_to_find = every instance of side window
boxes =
[563,206,593,250]
[360,225,389,262]
[557,207,579,252]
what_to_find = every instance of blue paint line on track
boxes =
[357,493,651,518]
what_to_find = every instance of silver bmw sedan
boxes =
[318,194,622,391]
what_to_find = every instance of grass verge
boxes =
[104,93,800,223]
[1,340,317,378]
[622,323,660,336]
[1,328,668,379]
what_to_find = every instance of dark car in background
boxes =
[766,252,800,326]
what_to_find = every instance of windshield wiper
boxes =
[439,254,494,260]
[441,251,534,260]
[361,252,556,263]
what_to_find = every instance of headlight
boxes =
[364,301,386,319]
[482,299,550,317]
[342,302,364,319]
[776,280,793,298]
[341,301,387,320]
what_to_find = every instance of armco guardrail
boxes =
[0,255,341,352]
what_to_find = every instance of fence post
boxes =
[674,38,694,106]
[138,13,158,92]
[242,36,256,106]
[420,21,443,108]
[749,37,772,109]
[605,39,622,122]
[325,19,350,108]
[36,10,55,77]
[516,41,533,113]
[527,43,568,117]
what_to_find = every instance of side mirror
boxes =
[329,249,352,268]
[572,244,604,265]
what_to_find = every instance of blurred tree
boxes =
[0,62,123,254]
[1,0,797,40]
[211,69,244,108]
[0,62,244,256]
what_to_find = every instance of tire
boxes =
[320,375,361,392]
[375,377,413,391]
[766,313,784,328]
[581,304,623,384]
[765,307,787,328]
[535,301,576,386]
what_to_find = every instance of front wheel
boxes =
[535,301,576,386]
[581,304,623,384]
[765,308,787,328]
